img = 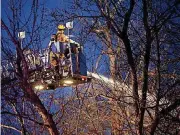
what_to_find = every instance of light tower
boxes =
[18,31,25,48]
[66,21,74,77]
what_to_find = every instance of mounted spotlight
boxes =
[63,78,74,85]
[32,81,46,91]
[66,21,73,29]
[34,84,44,90]
[59,75,92,87]
[18,31,25,39]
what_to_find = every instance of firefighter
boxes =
[56,24,81,57]
[56,25,68,42]
[56,24,68,54]
[49,24,81,74]
[48,25,67,70]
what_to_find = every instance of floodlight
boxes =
[34,84,44,90]
[18,31,25,39]
[63,79,74,85]
[66,21,73,29]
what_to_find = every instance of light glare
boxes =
[34,84,44,90]
[64,80,74,84]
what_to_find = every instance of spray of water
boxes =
[87,71,157,105]
[87,71,131,91]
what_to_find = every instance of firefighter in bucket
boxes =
[31,23,90,90]
[48,24,77,77]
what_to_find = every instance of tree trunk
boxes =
[25,84,59,135]
[139,1,152,134]
[122,34,139,116]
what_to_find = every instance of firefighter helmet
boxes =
[58,24,65,30]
